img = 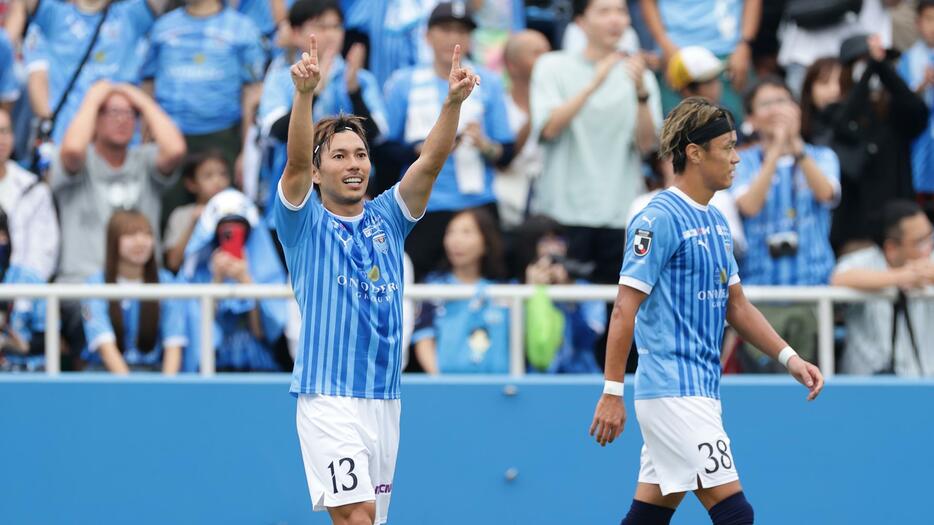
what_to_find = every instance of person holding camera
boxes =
[178,188,287,372]
[730,76,840,371]
[515,215,606,374]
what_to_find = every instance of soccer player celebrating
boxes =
[589,97,824,525]
[277,36,478,525]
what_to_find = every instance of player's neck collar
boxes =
[324,206,365,223]
[668,186,709,212]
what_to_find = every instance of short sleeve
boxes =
[529,54,564,138]
[383,70,411,142]
[238,19,266,84]
[23,25,49,73]
[159,297,189,349]
[411,300,437,343]
[121,0,157,38]
[811,145,841,207]
[833,247,883,275]
[163,206,193,249]
[618,207,680,294]
[82,277,116,352]
[367,184,421,241]
[30,0,62,33]
[481,73,514,144]
[0,31,20,103]
[273,179,318,248]
[257,66,292,132]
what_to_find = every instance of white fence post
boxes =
[817,298,835,377]
[509,296,525,377]
[199,296,215,377]
[44,296,60,375]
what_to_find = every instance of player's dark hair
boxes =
[289,0,343,28]
[572,0,624,18]
[878,200,925,247]
[312,114,368,168]
[742,74,795,115]
[659,97,734,174]
[918,0,934,16]
[439,207,506,281]
[104,210,160,356]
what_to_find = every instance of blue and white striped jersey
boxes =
[620,188,740,401]
[274,183,419,399]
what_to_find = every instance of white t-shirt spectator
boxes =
[0,161,59,280]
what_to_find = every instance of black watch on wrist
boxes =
[38,117,53,139]
[637,92,650,104]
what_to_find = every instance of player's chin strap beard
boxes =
[683,116,735,147]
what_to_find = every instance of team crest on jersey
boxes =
[719,267,728,284]
[368,265,381,282]
[372,233,389,254]
[633,229,653,256]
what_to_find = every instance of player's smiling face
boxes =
[313,131,370,207]
[698,131,739,191]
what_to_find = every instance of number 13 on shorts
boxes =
[328,457,359,494]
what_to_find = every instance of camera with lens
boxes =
[548,255,596,281]
[766,231,799,258]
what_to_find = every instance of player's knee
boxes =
[620,499,675,525]
[329,502,375,525]
[707,491,754,525]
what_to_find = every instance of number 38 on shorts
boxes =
[697,439,734,474]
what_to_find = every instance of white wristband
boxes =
[778,346,798,368]
[603,380,624,397]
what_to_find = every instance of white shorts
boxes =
[296,394,401,525]
[634,396,739,496]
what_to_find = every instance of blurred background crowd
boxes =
[2,0,934,378]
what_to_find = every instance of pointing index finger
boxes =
[309,34,318,64]
[451,44,461,73]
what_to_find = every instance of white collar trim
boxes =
[668,187,708,211]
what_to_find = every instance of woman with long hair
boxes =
[81,210,187,373]
[412,207,510,374]
[799,57,843,148]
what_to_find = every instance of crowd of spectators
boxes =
[1,0,934,377]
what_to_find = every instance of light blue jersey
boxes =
[23,0,155,142]
[731,144,839,285]
[619,188,740,400]
[275,183,420,399]
[81,270,188,368]
[2,265,47,371]
[897,41,934,193]
[384,64,513,212]
[343,0,425,88]
[0,29,20,104]
[258,54,389,226]
[141,7,266,135]
[657,0,743,56]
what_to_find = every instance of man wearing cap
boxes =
[384,1,515,280]
[530,0,662,290]
[667,46,724,104]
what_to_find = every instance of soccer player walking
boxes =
[277,35,478,525]
[589,97,824,525]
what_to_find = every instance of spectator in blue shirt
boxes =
[81,210,188,374]
[0,29,19,112]
[0,209,48,372]
[413,207,509,374]
[255,0,388,227]
[142,0,266,168]
[897,0,934,212]
[730,76,840,370]
[640,0,761,119]
[385,2,515,280]
[19,0,167,143]
[179,188,287,372]
[515,215,605,374]
[342,0,431,88]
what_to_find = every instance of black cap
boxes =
[918,0,934,13]
[839,33,900,65]
[428,1,477,31]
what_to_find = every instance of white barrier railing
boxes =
[1,283,930,377]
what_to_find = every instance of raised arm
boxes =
[117,83,186,175]
[589,284,645,447]
[60,80,114,174]
[726,283,823,400]
[397,44,479,218]
[281,35,321,206]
